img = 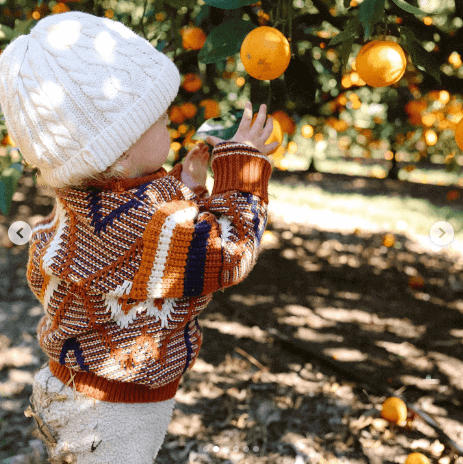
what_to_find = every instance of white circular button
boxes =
[8,221,32,245]
[430,221,454,246]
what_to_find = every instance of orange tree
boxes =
[0,0,462,214]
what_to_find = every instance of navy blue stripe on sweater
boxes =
[87,183,150,236]
[183,220,211,297]
[59,337,89,371]
[244,193,263,245]
[182,323,193,374]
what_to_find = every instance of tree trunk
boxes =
[387,150,399,180]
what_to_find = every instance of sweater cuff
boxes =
[211,142,272,203]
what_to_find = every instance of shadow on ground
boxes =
[0,169,462,463]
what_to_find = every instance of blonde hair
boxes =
[37,151,131,189]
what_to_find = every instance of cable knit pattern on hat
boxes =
[0,11,180,188]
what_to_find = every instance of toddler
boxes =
[0,10,277,464]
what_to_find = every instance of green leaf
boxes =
[391,0,429,16]
[195,3,211,26]
[328,14,360,46]
[401,27,441,83]
[344,0,351,8]
[359,0,386,40]
[164,0,197,9]
[193,109,243,142]
[202,0,257,9]
[340,34,356,69]
[0,162,22,216]
[0,24,15,42]
[198,19,256,64]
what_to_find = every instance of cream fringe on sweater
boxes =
[29,366,175,463]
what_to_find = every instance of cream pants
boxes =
[29,365,175,464]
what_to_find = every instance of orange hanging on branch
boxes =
[199,99,220,120]
[355,40,407,87]
[181,26,207,50]
[182,73,202,93]
[240,26,291,80]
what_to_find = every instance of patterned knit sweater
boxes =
[26,142,272,403]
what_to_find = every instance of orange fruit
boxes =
[455,117,463,150]
[251,113,283,154]
[408,275,425,290]
[199,99,220,120]
[1,133,15,146]
[404,453,430,464]
[447,190,460,201]
[405,100,427,117]
[182,73,202,93]
[355,40,407,87]
[382,233,395,247]
[181,26,207,50]
[381,397,408,424]
[169,106,186,124]
[240,26,291,80]
[179,102,197,119]
[271,110,296,135]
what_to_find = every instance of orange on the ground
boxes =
[380,396,407,424]
[404,453,430,464]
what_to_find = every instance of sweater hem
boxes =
[49,360,181,403]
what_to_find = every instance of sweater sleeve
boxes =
[128,142,272,300]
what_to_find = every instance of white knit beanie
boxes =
[0,11,180,188]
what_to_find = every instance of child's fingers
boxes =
[249,104,267,135]
[260,116,274,142]
[265,141,280,154]
[235,101,253,136]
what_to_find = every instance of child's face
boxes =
[123,111,170,178]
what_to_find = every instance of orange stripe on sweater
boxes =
[161,213,195,298]
[130,201,195,300]
[129,207,171,300]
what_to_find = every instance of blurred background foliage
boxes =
[0,0,462,214]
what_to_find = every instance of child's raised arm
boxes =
[126,103,274,300]
[27,104,274,305]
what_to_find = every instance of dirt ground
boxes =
[0,169,463,464]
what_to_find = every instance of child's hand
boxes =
[181,142,210,188]
[205,102,279,156]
